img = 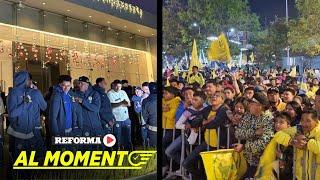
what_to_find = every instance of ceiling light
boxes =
[42,2,46,5]
[151,33,154,36]
[89,15,92,18]
[138,29,141,32]
[124,26,127,28]
[67,9,71,12]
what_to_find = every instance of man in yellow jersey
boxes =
[182,91,228,180]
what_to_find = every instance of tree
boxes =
[163,0,260,60]
[253,19,288,66]
[162,0,187,59]
[288,0,320,57]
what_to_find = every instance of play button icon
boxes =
[103,134,116,147]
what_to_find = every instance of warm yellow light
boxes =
[0,22,147,53]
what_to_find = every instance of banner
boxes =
[200,149,247,180]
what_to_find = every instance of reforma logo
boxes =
[103,134,116,147]
[54,134,116,147]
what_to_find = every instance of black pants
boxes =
[182,141,214,180]
[243,165,257,179]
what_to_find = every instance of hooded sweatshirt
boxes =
[49,85,83,136]
[7,71,47,139]
[92,85,115,129]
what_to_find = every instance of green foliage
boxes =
[163,0,260,59]
[288,0,320,57]
[252,19,288,65]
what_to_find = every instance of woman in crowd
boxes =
[235,92,274,178]
[285,101,302,126]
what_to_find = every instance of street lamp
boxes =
[192,22,200,35]
[285,0,290,65]
[230,28,235,33]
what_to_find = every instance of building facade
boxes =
[0,0,157,94]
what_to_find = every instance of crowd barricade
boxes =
[163,122,247,180]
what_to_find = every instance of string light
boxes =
[96,0,143,18]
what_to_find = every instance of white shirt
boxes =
[107,89,130,121]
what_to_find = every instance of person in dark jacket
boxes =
[49,75,83,139]
[182,91,228,180]
[93,77,115,134]
[75,76,103,149]
[142,82,157,147]
[7,71,47,160]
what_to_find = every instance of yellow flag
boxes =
[250,52,254,62]
[173,65,179,77]
[211,69,217,79]
[207,33,232,62]
[166,78,170,87]
[182,72,187,79]
[189,39,202,72]
[289,66,296,77]
[256,71,260,78]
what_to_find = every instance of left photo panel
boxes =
[0,0,157,179]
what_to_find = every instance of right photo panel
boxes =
[162,0,320,179]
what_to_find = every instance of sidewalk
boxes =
[127,172,157,180]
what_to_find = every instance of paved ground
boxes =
[128,172,157,180]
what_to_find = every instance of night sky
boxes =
[248,0,298,27]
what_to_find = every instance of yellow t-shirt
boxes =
[162,96,181,129]
[276,101,286,112]
[204,111,218,147]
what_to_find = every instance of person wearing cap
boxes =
[107,79,132,150]
[92,78,115,135]
[267,87,286,112]
[7,71,47,161]
[283,87,296,103]
[49,75,83,150]
[142,82,157,147]
[75,76,104,149]
[187,66,205,87]
[235,92,274,178]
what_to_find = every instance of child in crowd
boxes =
[274,112,293,180]
[162,86,181,176]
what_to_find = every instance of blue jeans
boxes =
[114,119,132,150]
[141,126,148,147]
[165,135,189,165]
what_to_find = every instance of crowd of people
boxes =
[162,65,320,179]
[0,70,157,164]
